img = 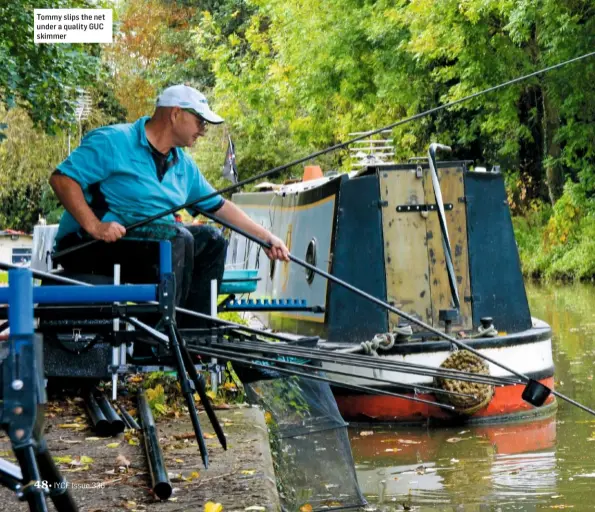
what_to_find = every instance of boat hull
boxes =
[327,319,555,423]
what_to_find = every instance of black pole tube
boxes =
[51,51,595,261]
[84,392,111,436]
[116,403,141,430]
[175,326,227,450]
[16,446,49,512]
[163,323,210,467]
[94,393,126,435]
[137,390,173,500]
[194,208,595,417]
[36,438,79,512]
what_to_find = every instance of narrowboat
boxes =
[226,151,556,424]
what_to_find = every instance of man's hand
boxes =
[264,233,290,261]
[88,221,126,243]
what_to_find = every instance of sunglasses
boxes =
[182,108,207,127]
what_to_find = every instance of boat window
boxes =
[305,238,317,284]
[12,247,32,265]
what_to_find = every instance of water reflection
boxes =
[351,281,595,510]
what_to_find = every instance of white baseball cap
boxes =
[156,84,224,124]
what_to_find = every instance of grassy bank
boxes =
[513,183,595,282]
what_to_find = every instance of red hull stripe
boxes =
[336,377,556,422]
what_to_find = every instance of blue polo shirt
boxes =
[54,116,224,242]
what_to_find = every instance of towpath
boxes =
[0,398,280,512]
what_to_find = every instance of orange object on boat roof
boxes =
[303,165,323,181]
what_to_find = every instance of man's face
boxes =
[172,108,207,147]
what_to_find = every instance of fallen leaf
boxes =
[204,433,216,439]
[106,442,120,448]
[58,423,86,429]
[174,458,184,463]
[264,411,273,424]
[204,502,223,512]
[59,437,83,444]
[190,471,200,480]
[299,505,313,512]
[85,437,101,441]
[245,507,266,512]
[53,456,73,464]
[359,431,374,437]
[241,470,256,475]
[128,438,139,446]
[173,433,195,440]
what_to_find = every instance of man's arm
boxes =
[214,200,289,261]
[49,173,126,243]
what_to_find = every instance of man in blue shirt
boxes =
[50,84,289,319]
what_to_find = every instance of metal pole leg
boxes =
[111,265,121,400]
[210,279,219,394]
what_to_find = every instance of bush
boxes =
[514,182,595,281]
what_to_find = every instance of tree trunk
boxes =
[518,86,548,204]
[542,89,564,205]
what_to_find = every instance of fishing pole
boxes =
[200,339,520,387]
[188,346,456,410]
[125,316,456,411]
[187,344,478,398]
[52,51,595,261]
[193,207,595,417]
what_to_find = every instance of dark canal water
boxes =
[350,282,595,511]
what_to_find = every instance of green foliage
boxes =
[514,182,595,281]
[0,107,69,230]
[192,0,594,196]
[0,0,104,133]
[0,0,593,281]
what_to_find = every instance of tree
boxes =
[0,0,103,134]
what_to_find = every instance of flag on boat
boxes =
[222,135,238,184]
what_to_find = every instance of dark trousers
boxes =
[55,224,227,327]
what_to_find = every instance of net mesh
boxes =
[245,374,366,511]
